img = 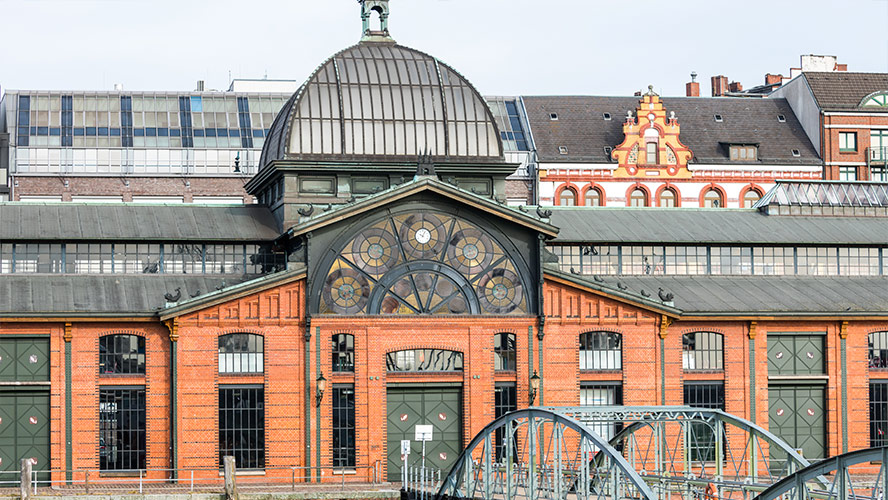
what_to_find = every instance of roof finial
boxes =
[360,0,394,42]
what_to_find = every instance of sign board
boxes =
[415,424,434,441]
[401,439,411,455]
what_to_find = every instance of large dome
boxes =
[259,42,505,169]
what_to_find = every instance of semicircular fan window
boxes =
[320,211,528,316]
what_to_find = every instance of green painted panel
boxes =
[767,335,824,376]
[0,391,50,480]
[386,386,461,482]
[0,338,50,382]
[768,386,826,466]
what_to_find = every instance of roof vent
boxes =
[550,113,559,121]
[603,146,612,156]
[603,112,612,121]
[777,114,786,123]
[791,149,801,157]
[714,114,723,122]
[558,146,569,155]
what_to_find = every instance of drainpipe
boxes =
[165,319,179,480]
[64,323,72,483]
[537,234,546,404]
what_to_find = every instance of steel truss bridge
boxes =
[434,406,862,500]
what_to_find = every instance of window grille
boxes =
[218,386,265,469]
[870,332,888,370]
[682,332,723,371]
[99,335,146,375]
[99,387,146,470]
[332,385,356,468]
[871,381,888,446]
[218,334,264,374]
[580,383,623,441]
[683,382,725,462]
[386,349,463,372]
[494,383,517,462]
[494,333,516,371]
[579,332,622,370]
[332,334,355,372]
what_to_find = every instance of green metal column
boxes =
[64,324,72,483]
[660,336,666,405]
[170,329,178,479]
[527,326,534,405]
[749,323,756,424]
[537,322,544,405]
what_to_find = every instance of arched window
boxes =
[494,333,516,371]
[682,332,723,371]
[659,188,676,207]
[742,189,762,208]
[629,188,648,207]
[702,189,724,208]
[332,334,355,372]
[584,188,602,207]
[861,92,888,108]
[646,142,658,164]
[559,188,577,206]
[99,334,145,374]
[579,331,622,370]
[218,333,264,374]
[869,332,888,369]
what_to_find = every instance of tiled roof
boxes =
[803,72,888,110]
[523,96,819,164]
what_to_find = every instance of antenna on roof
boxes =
[691,71,698,83]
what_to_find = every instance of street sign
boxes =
[415,424,433,441]
[401,439,411,455]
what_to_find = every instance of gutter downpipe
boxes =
[303,233,313,482]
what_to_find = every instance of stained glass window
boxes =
[319,211,528,315]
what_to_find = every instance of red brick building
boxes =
[771,72,888,182]
[1,1,887,488]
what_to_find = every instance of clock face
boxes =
[415,228,432,244]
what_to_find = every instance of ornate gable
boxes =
[611,87,693,179]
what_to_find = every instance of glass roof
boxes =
[755,180,888,212]
[259,42,504,169]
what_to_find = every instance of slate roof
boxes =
[548,208,888,245]
[522,96,819,164]
[597,275,888,316]
[803,72,888,111]
[0,274,254,317]
[0,203,281,241]
[550,270,888,316]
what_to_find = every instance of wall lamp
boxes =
[316,372,327,407]
[529,371,540,406]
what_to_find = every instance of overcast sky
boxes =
[2,0,887,97]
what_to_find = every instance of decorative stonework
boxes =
[164,318,180,342]
[659,315,673,339]
[611,90,693,179]
[63,322,72,343]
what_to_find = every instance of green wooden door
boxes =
[767,335,824,376]
[386,386,461,481]
[0,391,51,479]
[0,337,50,382]
[768,386,826,463]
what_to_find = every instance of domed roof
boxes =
[259,42,505,170]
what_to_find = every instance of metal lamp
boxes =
[529,371,540,405]
[316,372,327,406]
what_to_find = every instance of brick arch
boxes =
[625,183,652,207]
[98,329,148,338]
[739,184,765,207]
[581,183,607,206]
[555,183,580,206]
[655,183,682,207]
[699,183,727,207]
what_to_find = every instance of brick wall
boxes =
[12,176,253,203]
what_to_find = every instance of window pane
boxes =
[219,387,265,469]
[494,333,516,371]
[683,332,723,371]
[332,334,355,372]
[683,382,725,462]
[218,334,264,374]
[99,335,145,374]
[579,332,622,370]
[99,388,146,470]
[332,385,356,468]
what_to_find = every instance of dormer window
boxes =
[729,145,757,161]
[861,92,888,108]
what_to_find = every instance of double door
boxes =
[386,385,461,481]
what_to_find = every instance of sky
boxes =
[2,0,887,97]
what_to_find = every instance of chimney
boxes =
[836,63,848,71]
[633,90,642,97]
[113,83,123,91]
[765,73,783,86]
[196,80,205,92]
[728,81,743,93]
[686,71,700,97]
[711,75,728,97]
